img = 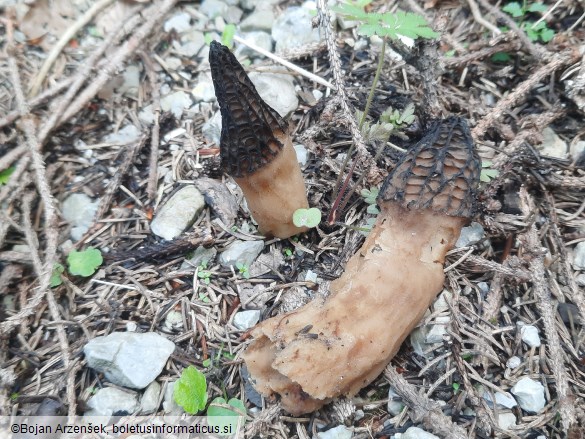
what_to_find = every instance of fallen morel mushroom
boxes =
[243,117,481,414]
[209,41,309,238]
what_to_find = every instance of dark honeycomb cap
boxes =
[379,117,481,218]
[209,41,289,178]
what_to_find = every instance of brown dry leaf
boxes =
[18,0,78,50]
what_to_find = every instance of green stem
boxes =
[359,36,387,130]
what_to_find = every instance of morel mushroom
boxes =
[243,117,481,415]
[209,42,309,238]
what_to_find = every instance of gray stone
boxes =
[202,111,222,145]
[387,388,404,416]
[181,246,217,270]
[233,310,261,330]
[571,140,585,162]
[249,72,298,117]
[249,250,285,277]
[200,0,228,18]
[520,324,541,348]
[576,274,585,286]
[84,332,175,389]
[160,91,192,119]
[272,4,321,53]
[538,128,567,159]
[477,282,489,295]
[225,6,244,23]
[139,105,155,125]
[219,240,264,268]
[497,412,517,430]
[455,222,485,247]
[151,186,205,240]
[86,387,138,416]
[511,377,546,413]
[483,391,517,409]
[194,177,239,226]
[241,0,280,9]
[316,425,353,439]
[294,144,308,165]
[409,327,427,356]
[573,242,585,270]
[163,381,183,414]
[104,124,141,145]
[237,31,273,57]
[432,289,451,313]
[176,29,206,58]
[191,72,216,102]
[164,56,182,70]
[139,381,161,414]
[164,12,191,33]
[304,269,318,283]
[240,8,275,31]
[61,193,98,241]
[425,316,450,344]
[506,356,521,369]
[401,427,439,439]
[119,65,140,98]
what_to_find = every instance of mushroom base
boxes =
[234,136,309,239]
[243,204,466,415]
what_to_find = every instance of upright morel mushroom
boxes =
[243,117,481,414]
[209,41,309,238]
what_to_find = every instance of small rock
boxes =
[312,89,323,101]
[294,144,308,165]
[571,140,585,162]
[520,324,541,348]
[497,412,517,430]
[506,356,522,369]
[164,56,182,70]
[387,388,404,415]
[239,283,272,308]
[163,381,183,414]
[241,0,280,9]
[538,128,567,159]
[151,186,205,240]
[119,65,140,98]
[557,302,581,324]
[219,240,265,268]
[85,387,139,416]
[200,0,228,18]
[576,274,585,287]
[455,222,485,247]
[401,427,439,439]
[84,332,175,389]
[233,310,261,330]
[226,5,244,23]
[483,391,517,409]
[104,124,141,144]
[191,72,216,102]
[272,4,321,53]
[164,12,191,33]
[249,250,285,277]
[240,8,275,31]
[316,425,353,439]
[139,381,161,414]
[202,111,222,145]
[139,105,155,124]
[433,289,452,313]
[237,31,273,57]
[425,316,450,344]
[511,377,546,413]
[164,310,184,331]
[477,282,490,295]
[61,193,99,241]
[573,242,585,270]
[160,91,192,119]
[304,269,318,283]
[409,327,427,356]
[175,30,206,58]
[194,177,239,227]
[181,246,217,270]
[249,72,298,117]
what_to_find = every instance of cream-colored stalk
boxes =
[209,42,308,238]
[243,117,481,415]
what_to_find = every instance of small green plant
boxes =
[236,262,250,279]
[502,2,554,43]
[197,261,212,285]
[359,187,381,235]
[452,382,461,393]
[50,263,65,288]
[480,160,500,183]
[292,207,322,228]
[221,24,236,48]
[67,247,103,277]
[174,366,208,414]
[283,247,293,257]
[0,167,15,185]
[491,52,512,63]
[207,397,246,435]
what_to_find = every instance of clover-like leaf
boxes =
[502,2,524,17]
[50,263,65,288]
[207,397,246,436]
[67,247,103,277]
[292,208,321,228]
[173,366,208,414]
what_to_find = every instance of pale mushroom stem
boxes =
[209,42,309,238]
[243,117,481,415]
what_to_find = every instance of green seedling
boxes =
[502,2,554,43]
[480,160,500,183]
[283,247,293,257]
[174,366,208,414]
[0,167,15,185]
[221,24,236,48]
[50,263,65,288]
[235,262,250,279]
[67,247,103,277]
[292,207,322,228]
